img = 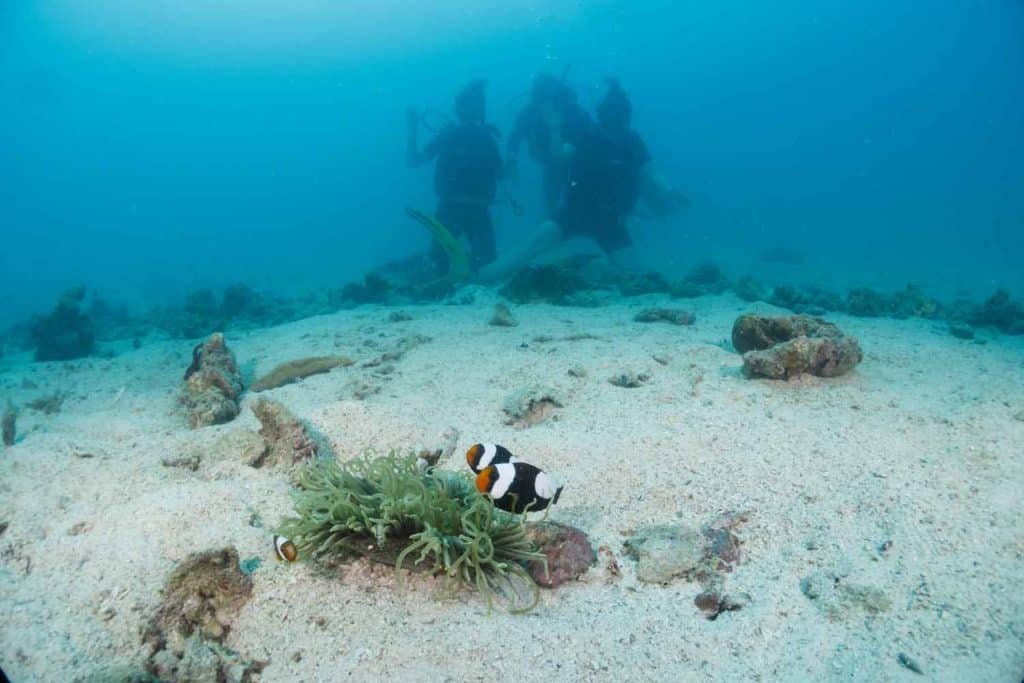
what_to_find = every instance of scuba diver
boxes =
[407,79,502,274]
[479,78,687,282]
[505,73,594,215]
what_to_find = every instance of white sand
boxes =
[1,292,1022,682]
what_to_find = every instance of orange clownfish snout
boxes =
[475,466,497,494]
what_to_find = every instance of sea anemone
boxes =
[278,451,546,612]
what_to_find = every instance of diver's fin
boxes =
[404,207,471,281]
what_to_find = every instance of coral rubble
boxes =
[180,333,244,428]
[250,356,353,392]
[31,286,96,361]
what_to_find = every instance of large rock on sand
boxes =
[731,314,862,379]
[181,333,243,428]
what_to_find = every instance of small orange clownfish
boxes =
[273,534,298,562]
[465,443,518,474]
[476,462,563,514]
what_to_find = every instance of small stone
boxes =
[947,322,974,340]
[387,311,412,322]
[68,521,92,536]
[525,522,595,588]
[608,370,651,388]
[489,303,518,327]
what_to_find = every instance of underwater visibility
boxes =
[1,1,1023,681]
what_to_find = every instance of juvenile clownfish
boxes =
[465,443,518,474]
[476,462,563,513]
[273,534,298,562]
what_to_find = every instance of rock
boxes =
[82,665,162,683]
[489,303,518,327]
[181,333,243,428]
[670,263,729,298]
[249,398,324,468]
[624,524,705,584]
[734,276,767,303]
[768,284,843,315]
[608,370,651,388]
[742,335,863,379]
[502,385,564,428]
[617,271,670,296]
[732,314,862,379]
[161,454,201,471]
[150,634,264,683]
[948,322,975,340]
[387,310,412,322]
[967,289,1024,334]
[525,522,595,588]
[143,547,252,655]
[633,308,695,326]
[567,364,587,379]
[31,286,96,361]
[799,569,891,620]
[251,355,353,392]
[2,402,15,446]
[1013,410,1024,423]
[694,590,750,620]
[731,314,842,353]
[897,652,924,675]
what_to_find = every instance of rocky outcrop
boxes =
[732,314,862,379]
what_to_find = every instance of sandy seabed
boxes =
[1,291,1022,682]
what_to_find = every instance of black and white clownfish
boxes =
[273,534,298,562]
[465,443,519,473]
[476,462,563,513]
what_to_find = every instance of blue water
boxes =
[2,1,1022,328]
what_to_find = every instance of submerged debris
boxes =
[180,333,243,428]
[2,402,15,447]
[502,385,564,428]
[633,308,695,326]
[251,355,353,392]
[489,302,519,327]
[732,314,862,379]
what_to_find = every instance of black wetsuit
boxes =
[554,126,650,253]
[507,101,593,214]
[423,122,501,270]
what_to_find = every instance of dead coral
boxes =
[249,397,325,468]
[180,333,243,428]
[251,355,353,392]
[143,547,252,655]
[502,385,564,428]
